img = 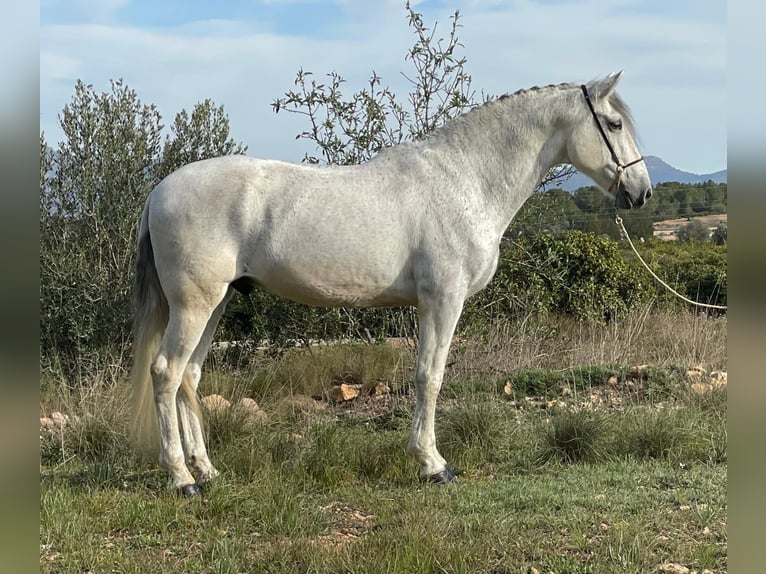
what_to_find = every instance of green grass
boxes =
[40,455,726,573]
[40,392,726,573]
[40,311,727,573]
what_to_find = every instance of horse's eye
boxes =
[607,119,623,131]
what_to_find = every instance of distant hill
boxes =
[555,156,727,191]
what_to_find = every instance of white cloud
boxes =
[39,1,726,173]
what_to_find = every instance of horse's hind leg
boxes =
[151,287,227,496]
[177,288,235,486]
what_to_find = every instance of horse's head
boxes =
[567,72,652,209]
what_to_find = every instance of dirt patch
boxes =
[309,502,376,548]
[653,214,726,241]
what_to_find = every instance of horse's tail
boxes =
[130,200,170,455]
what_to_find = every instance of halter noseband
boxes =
[580,84,644,200]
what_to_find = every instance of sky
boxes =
[40,0,727,175]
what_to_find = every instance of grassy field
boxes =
[40,309,727,573]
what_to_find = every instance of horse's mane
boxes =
[428,80,638,142]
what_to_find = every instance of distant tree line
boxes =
[506,181,727,242]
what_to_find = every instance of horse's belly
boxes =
[253,260,416,308]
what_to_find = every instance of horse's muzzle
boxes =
[616,186,652,210]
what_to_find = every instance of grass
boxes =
[40,308,727,573]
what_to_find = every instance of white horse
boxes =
[132,72,652,496]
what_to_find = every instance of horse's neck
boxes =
[436,87,576,234]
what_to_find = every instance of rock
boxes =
[201,394,231,412]
[607,375,619,387]
[710,370,727,388]
[686,366,706,378]
[238,397,260,411]
[657,563,690,574]
[288,394,327,413]
[236,397,267,424]
[371,382,391,396]
[50,412,69,427]
[561,385,572,396]
[40,417,56,430]
[503,381,513,395]
[631,364,650,376]
[328,383,360,403]
[691,382,714,395]
[528,567,540,574]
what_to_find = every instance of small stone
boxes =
[607,375,619,387]
[657,563,690,574]
[691,382,713,395]
[710,371,727,388]
[686,366,706,378]
[236,398,267,424]
[201,394,231,412]
[503,381,513,395]
[328,383,360,403]
[288,394,327,413]
[371,382,391,396]
[50,412,69,427]
[40,417,56,430]
[528,567,540,574]
[238,397,260,411]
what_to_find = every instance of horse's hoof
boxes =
[427,466,457,484]
[179,483,203,498]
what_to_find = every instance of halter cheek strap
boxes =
[580,85,644,193]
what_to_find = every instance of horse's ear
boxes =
[589,71,623,99]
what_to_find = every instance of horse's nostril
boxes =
[645,188,653,200]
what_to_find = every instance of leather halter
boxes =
[580,84,644,200]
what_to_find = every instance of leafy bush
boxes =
[711,223,727,245]
[677,219,711,242]
[637,241,727,309]
[466,231,654,324]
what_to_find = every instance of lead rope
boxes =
[614,215,727,310]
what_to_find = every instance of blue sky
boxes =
[40,0,726,174]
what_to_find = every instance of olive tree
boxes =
[40,80,246,381]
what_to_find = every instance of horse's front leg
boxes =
[407,291,465,483]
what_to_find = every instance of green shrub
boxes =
[537,409,611,464]
[638,241,726,308]
[466,231,655,325]
[438,401,509,470]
